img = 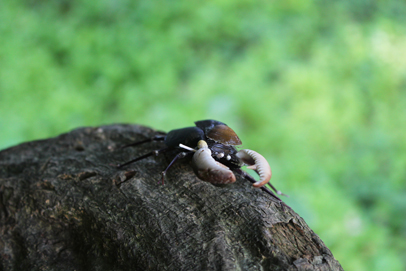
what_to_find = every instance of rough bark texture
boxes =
[0,124,344,271]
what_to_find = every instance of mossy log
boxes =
[0,124,344,271]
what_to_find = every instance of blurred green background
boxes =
[1,0,406,270]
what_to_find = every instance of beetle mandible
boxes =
[116,120,286,203]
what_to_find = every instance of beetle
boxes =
[116,120,286,204]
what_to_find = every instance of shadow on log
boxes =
[0,124,344,271]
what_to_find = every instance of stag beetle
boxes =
[116,120,286,203]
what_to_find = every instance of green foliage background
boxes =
[1,0,406,269]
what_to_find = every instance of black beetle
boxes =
[117,120,286,204]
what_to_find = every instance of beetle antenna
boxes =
[121,135,165,149]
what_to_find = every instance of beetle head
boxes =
[209,143,242,168]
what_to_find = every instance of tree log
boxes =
[0,124,344,271]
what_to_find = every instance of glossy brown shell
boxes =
[206,124,242,146]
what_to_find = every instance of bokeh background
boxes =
[1,1,406,270]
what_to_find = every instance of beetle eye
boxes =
[226,155,231,160]
[206,125,242,145]
[216,152,225,159]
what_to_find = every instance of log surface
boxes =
[0,124,344,271]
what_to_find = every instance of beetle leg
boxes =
[233,168,289,210]
[263,182,287,197]
[236,150,287,196]
[236,149,272,187]
[233,168,280,202]
[116,147,172,168]
[245,164,286,196]
[121,134,165,149]
[192,140,236,184]
[160,151,193,184]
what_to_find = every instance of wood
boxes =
[0,124,344,270]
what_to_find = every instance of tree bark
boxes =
[0,124,344,271]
